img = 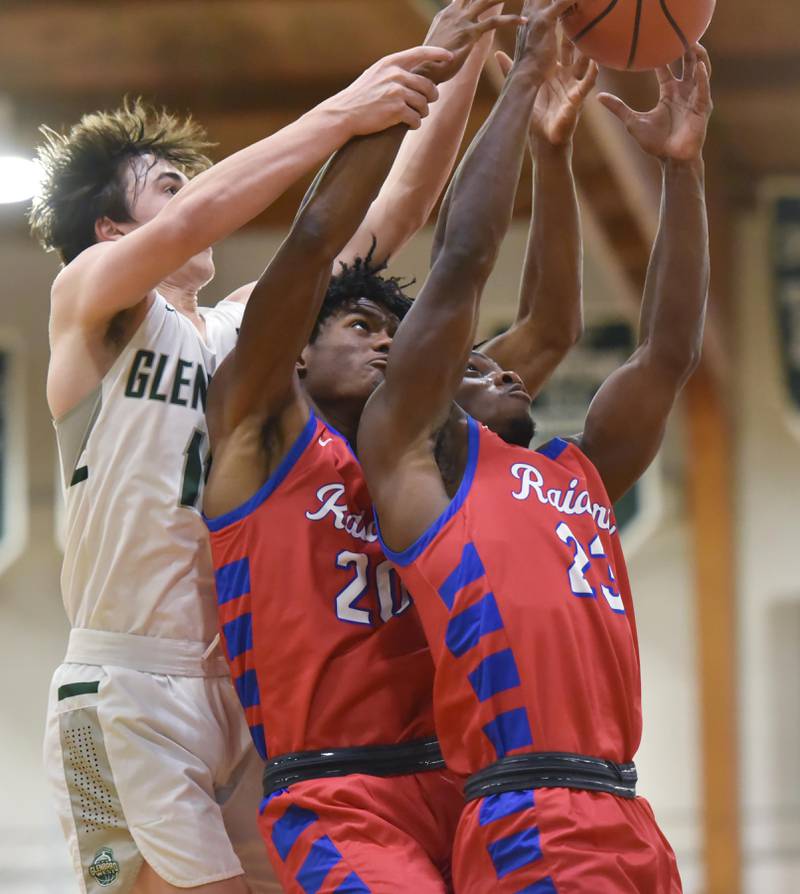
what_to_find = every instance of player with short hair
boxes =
[202,4,547,890]
[357,2,713,889]
[32,41,457,894]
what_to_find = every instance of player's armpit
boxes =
[576,347,688,504]
[204,364,310,518]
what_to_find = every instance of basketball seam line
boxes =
[659,0,691,52]
[571,0,619,44]
[626,0,644,69]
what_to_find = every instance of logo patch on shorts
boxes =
[88,848,120,886]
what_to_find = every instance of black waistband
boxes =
[263,737,445,797]
[464,752,638,801]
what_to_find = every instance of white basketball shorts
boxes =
[44,629,281,893]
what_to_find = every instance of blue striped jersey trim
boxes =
[271,804,318,861]
[223,613,253,661]
[482,707,533,758]
[377,414,480,566]
[468,649,522,702]
[537,437,569,461]
[516,878,558,894]
[250,723,267,760]
[296,836,342,894]
[258,789,286,815]
[204,410,317,532]
[479,790,535,826]
[234,668,260,709]
[438,542,486,610]
[487,826,543,879]
[214,557,251,605]
[445,592,504,658]
[334,872,371,892]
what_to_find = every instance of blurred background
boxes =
[0,2,798,892]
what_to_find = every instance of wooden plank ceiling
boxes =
[1,0,797,361]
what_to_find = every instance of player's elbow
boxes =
[544,312,583,353]
[289,207,343,261]
[439,234,497,285]
[646,334,703,388]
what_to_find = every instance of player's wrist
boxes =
[662,155,705,177]
[530,134,574,159]
[314,94,364,143]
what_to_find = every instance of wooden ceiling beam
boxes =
[0,0,423,94]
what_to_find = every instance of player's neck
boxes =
[158,281,204,325]
[317,403,360,450]
[159,282,198,310]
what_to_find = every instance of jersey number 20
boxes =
[335,551,412,626]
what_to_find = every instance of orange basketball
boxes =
[561,0,716,71]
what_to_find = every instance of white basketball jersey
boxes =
[55,294,244,642]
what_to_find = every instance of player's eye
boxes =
[165,185,178,195]
[466,363,480,375]
[350,319,369,331]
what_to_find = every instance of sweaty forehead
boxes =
[124,155,184,193]
[347,298,397,327]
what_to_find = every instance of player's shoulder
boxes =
[535,436,576,462]
[535,434,609,489]
[51,243,112,306]
[218,281,255,306]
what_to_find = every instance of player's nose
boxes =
[374,328,393,352]
[492,368,523,387]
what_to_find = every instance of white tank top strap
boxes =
[64,628,229,677]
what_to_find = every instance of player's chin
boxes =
[353,366,385,403]
[495,403,535,448]
[364,363,387,387]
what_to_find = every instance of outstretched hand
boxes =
[334,45,454,134]
[497,31,598,145]
[512,0,576,85]
[424,0,527,83]
[597,45,713,161]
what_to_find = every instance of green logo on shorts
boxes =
[89,848,120,886]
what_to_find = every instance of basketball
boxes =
[561,0,716,71]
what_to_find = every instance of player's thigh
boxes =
[46,663,250,891]
[260,776,453,894]
[133,861,251,893]
[454,789,682,894]
[101,669,251,887]
[45,664,145,892]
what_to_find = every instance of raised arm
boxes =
[336,2,514,266]
[481,39,597,395]
[359,1,572,495]
[208,47,452,440]
[209,3,519,437]
[51,50,441,329]
[577,47,713,503]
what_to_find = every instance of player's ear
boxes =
[296,350,308,380]
[95,216,127,243]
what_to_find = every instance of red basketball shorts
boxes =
[453,787,682,893]
[259,769,464,894]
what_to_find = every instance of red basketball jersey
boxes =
[206,411,436,759]
[380,416,642,778]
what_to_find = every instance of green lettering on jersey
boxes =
[124,350,155,398]
[148,354,169,401]
[170,359,193,407]
[192,365,208,412]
